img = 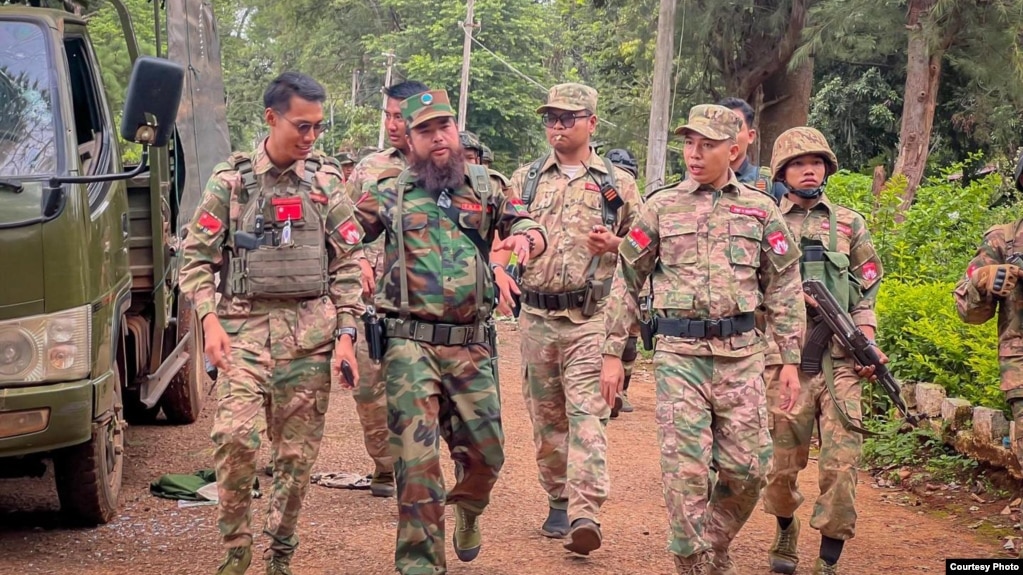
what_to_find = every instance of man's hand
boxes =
[971,264,1022,297]
[493,266,520,317]
[587,225,620,256]
[494,232,541,266]
[777,364,801,412]
[202,314,232,370]
[854,343,889,382]
[332,335,359,389]
[600,355,625,411]
[358,258,375,299]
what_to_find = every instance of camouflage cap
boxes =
[400,90,455,129]
[459,130,483,153]
[673,104,742,141]
[334,151,356,166]
[536,82,598,115]
[770,126,839,181]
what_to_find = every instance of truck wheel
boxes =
[160,297,209,424]
[53,391,124,525]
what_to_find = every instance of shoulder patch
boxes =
[730,205,768,219]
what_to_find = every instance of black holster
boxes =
[363,305,387,362]
[581,279,600,318]
[638,295,654,351]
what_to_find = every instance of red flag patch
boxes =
[966,263,977,278]
[309,192,328,205]
[861,262,879,281]
[584,182,601,192]
[336,220,361,245]
[768,231,789,255]
[459,202,483,212]
[627,227,652,251]
[821,221,853,236]
[510,198,528,214]
[197,211,222,235]
[730,205,767,219]
[272,196,303,222]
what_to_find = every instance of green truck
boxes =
[0,0,229,524]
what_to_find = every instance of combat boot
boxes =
[540,506,569,538]
[264,548,293,575]
[370,471,395,498]
[673,550,712,575]
[812,558,838,575]
[610,395,624,418]
[710,548,738,575]
[563,518,602,555]
[214,546,251,575]
[768,516,800,574]
[621,390,634,413]
[453,506,482,562]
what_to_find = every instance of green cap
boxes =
[537,82,598,115]
[674,104,741,140]
[400,90,455,129]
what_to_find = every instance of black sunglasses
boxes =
[276,111,328,136]
[542,111,591,129]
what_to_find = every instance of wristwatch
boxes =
[334,326,357,344]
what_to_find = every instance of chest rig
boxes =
[800,207,861,313]
[222,152,329,299]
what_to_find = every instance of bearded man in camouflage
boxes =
[353,88,546,575]
[178,72,363,575]
[601,104,805,575]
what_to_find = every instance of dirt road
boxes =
[0,323,1007,574]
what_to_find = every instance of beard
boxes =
[411,145,466,193]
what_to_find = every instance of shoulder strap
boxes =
[230,152,258,204]
[466,163,493,239]
[598,156,619,228]
[521,152,549,207]
[1007,219,1023,264]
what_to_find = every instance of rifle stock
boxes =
[801,279,922,426]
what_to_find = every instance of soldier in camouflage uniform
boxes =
[760,127,886,575]
[606,147,641,417]
[601,104,806,575]
[353,88,547,575]
[501,83,641,554]
[344,80,430,498]
[178,72,363,575]
[716,98,775,198]
[336,151,356,182]
[481,144,494,168]
[460,131,484,165]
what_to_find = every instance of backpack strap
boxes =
[229,152,258,204]
[521,152,549,208]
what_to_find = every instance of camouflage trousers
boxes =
[520,311,610,522]
[210,345,330,554]
[654,350,772,559]
[763,359,863,540]
[384,338,504,575]
[354,321,394,477]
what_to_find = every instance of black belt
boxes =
[383,318,490,346]
[521,278,612,311]
[653,312,756,339]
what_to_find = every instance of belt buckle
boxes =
[705,319,722,338]
[449,326,470,345]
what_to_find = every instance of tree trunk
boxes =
[644,0,677,193]
[893,0,944,215]
[757,56,814,168]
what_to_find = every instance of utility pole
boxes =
[377,52,395,149]
[457,0,477,131]
[645,0,677,191]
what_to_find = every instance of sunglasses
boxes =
[542,111,591,129]
[276,111,328,136]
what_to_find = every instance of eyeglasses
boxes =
[542,111,591,129]
[275,111,328,136]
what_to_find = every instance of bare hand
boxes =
[777,364,801,412]
[600,355,625,411]
[493,266,520,317]
[587,225,618,256]
[855,342,889,382]
[494,234,534,266]
[332,335,359,389]
[202,314,232,370]
[358,258,375,299]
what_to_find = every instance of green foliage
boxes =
[809,68,901,170]
[861,417,943,468]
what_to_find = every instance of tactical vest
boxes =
[799,207,862,313]
[223,152,330,299]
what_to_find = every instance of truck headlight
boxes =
[0,305,91,384]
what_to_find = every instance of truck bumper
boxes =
[0,379,94,457]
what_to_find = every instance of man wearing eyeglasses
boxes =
[499,82,641,555]
[344,80,429,499]
[178,71,364,575]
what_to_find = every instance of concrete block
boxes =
[972,407,1010,445]
[902,382,917,410]
[915,383,947,418]
[941,398,973,431]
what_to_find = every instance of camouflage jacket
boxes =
[354,165,545,324]
[603,173,806,361]
[507,151,642,321]
[345,147,408,276]
[178,141,364,359]
[954,219,1023,395]
[765,193,883,365]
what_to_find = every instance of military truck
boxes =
[0,0,229,524]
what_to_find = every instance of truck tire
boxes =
[53,390,124,525]
[160,297,209,424]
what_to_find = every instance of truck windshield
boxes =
[0,21,56,177]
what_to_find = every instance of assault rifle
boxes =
[801,279,922,427]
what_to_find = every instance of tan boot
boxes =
[214,547,251,575]
[768,517,800,574]
[710,548,738,575]
[673,550,712,575]
[264,550,293,575]
[453,506,482,562]
[812,558,839,575]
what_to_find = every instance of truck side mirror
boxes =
[120,56,184,147]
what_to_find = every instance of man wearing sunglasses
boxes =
[343,80,429,499]
[499,83,641,555]
[178,71,364,575]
